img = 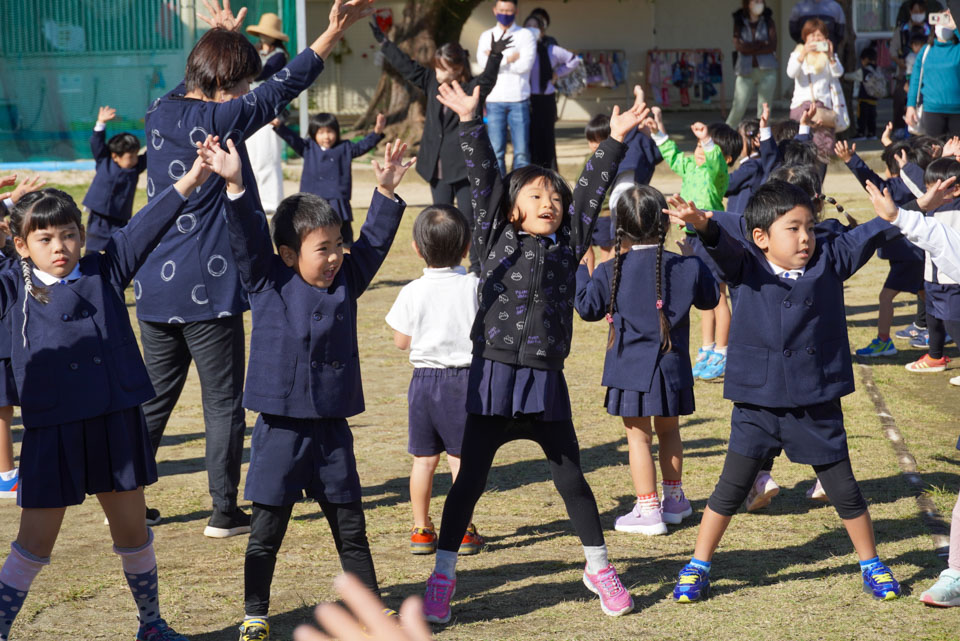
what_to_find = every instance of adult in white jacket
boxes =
[787,17,844,157]
[477,0,537,175]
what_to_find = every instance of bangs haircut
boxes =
[308,112,341,144]
[585,114,610,143]
[772,119,800,143]
[708,123,744,164]
[613,184,668,243]
[882,141,915,176]
[530,7,550,26]
[801,18,829,41]
[503,165,573,226]
[412,205,471,268]
[743,180,815,235]
[910,135,941,168]
[184,28,261,99]
[108,132,140,156]
[272,193,342,253]
[924,157,960,186]
[434,43,473,84]
[9,189,83,239]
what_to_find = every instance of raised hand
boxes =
[895,149,909,169]
[374,113,387,135]
[198,0,247,31]
[799,101,817,127]
[665,194,712,231]
[917,176,959,213]
[436,81,481,122]
[10,175,47,205]
[97,106,117,124]
[759,102,770,129]
[651,106,666,136]
[373,139,416,198]
[198,137,242,190]
[864,182,898,222]
[690,122,709,142]
[0,175,16,191]
[329,0,377,35]
[881,121,894,147]
[174,137,216,197]
[942,136,960,158]
[489,31,514,56]
[834,140,856,163]
[369,19,388,44]
[609,103,650,143]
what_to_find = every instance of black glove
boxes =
[489,32,513,56]
[369,20,387,45]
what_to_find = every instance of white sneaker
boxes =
[950,375,960,387]
[806,478,829,502]
[745,472,779,512]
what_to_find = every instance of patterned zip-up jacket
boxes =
[460,118,625,370]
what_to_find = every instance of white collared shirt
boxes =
[477,24,537,103]
[766,259,805,281]
[33,264,81,286]
[631,244,658,251]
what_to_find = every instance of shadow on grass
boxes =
[191,604,316,641]
[846,312,918,329]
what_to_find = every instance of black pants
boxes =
[920,111,960,137]
[892,81,908,132]
[856,100,877,137]
[927,315,960,359]
[437,414,604,551]
[917,294,928,329]
[708,451,867,520]
[529,94,558,170]
[244,500,378,616]
[429,177,479,275]
[139,316,246,514]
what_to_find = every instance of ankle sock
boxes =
[636,492,660,512]
[583,544,609,574]
[662,480,683,501]
[115,529,161,626]
[699,343,715,357]
[859,556,881,573]
[878,333,891,342]
[434,549,458,581]
[0,542,49,641]
[714,346,728,357]
[0,470,15,482]
[688,557,711,573]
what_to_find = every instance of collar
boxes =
[766,259,805,280]
[33,264,81,286]
[517,230,558,243]
[422,266,468,277]
[630,244,658,251]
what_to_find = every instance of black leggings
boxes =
[917,294,928,329]
[244,500,378,617]
[437,414,604,551]
[429,178,479,275]
[928,315,960,360]
[920,111,960,137]
[707,451,867,520]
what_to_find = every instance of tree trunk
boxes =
[351,0,485,144]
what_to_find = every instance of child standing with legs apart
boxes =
[575,185,719,535]
[419,81,647,623]
[667,182,902,603]
[0,141,215,641]
[386,206,484,556]
[217,135,414,641]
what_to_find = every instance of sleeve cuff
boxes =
[701,138,715,153]
[226,188,247,201]
[652,132,669,145]
[799,124,812,135]
[760,127,772,141]
[94,123,106,132]
[2,198,13,211]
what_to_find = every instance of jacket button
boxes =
[783,300,792,308]
[804,298,813,306]
[312,313,322,321]
[783,349,792,357]
[807,347,816,355]
[69,362,79,370]
[80,310,89,318]
[331,360,341,368]
[61,314,70,321]
[310,360,318,369]
[93,356,102,364]
[336,313,344,321]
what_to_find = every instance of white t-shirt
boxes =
[385,266,479,368]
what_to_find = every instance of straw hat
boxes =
[247,13,288,42]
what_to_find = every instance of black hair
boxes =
[772,119,800,144]
[769,163,854,226]
[743,180,815,234]
[860,46,877,63]
[708,123,744,166]
[738,118,761,156]
[910,27,929,47]
[308,113,341,145]
[272,193,342,253]
[778,138,826,184]
[434,43,474,84]
[608,185,671,353]
[502,165,573,228]
[924,157,960,185]
[882,141,916,176]
[107,132,140,156]
[496,0,518,5]
[585,114,611,143]
[184,28,261,99]
[524,14,546,30]
[530,7,550,26]
[909,135,942,168]
[412,205,471,268]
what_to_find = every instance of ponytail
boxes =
[819,193,859,228]
[655,212,672,353]
[606,226,625,351]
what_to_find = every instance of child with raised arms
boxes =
[418,80,647,623]
[575,185,719,535]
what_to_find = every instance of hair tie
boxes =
[656,299,664,310]
[605,313,614,324]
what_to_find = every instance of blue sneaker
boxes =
[673,564,710,602]
[910,331,930,349]
[862,562,901,601]
[895,323,925,341]
[699,353,726,380]
[691,348,713,378]
[855,337,897,357]
[0,468,18,499]
[136,618,188,641]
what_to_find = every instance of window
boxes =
[854,0,905,36]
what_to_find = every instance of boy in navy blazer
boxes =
[82,106,146,253]
[214,136,415,639]
[667,181,902,604]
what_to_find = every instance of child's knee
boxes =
[412,455,441,472]
[652,417,680,435]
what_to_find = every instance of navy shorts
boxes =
[884,260,924,294]
[925,282,960,322]
[728,399,848,466]
[244,414,361,507]
[408,368,469,456]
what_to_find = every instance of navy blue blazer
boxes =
[0,186,186,428]
[224,188,405,419]
[139,48,325,323]
[618,129,662,185]
[696,216,895,408]
[82,128,147,221]
[575,250,719,392]
[273,126,384,201]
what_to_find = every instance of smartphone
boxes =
[814,41,829,52]
[929,11,947,25]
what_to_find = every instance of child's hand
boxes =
[436,82,481,122]
[198,137,243,192]
[895,149,909,169]
[198,0,247,31]
[881,121,894,147]
[9,175,46,205]
[97,106,116,124]
[690,122,709,142]
[639,117,657,135]
[942,136,960,158]
[174,137,216,197]
[609,93,650,144]
[759,102,770,129]
[834,140,856,163]
[327,0,377,37]
[665,194,712,232]
[270,118,282,128]
[916,176,958,213]
[799,102,817,127]
[651,106,665,136]
[0,175,16,191]
[675,237,695,257]
[374,113,386,135]
[373,139,416,199]
[864,182,899,222]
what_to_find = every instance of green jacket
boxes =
[658,138,730,211]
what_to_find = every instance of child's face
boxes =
[111,151,139,170]
[752,206,816,271]
[314,127,338,149]
[15,222,85,278]
[587,140,601,154]
[694,142,707,166]
[279,224,344,288]
[510,176,564,237]
[911,41,925,53]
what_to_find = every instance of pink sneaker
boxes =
[662,493,693,524]
[423,571,456,624]
[614,503,667,535]
[582,563,634,616]
[745,472,779,512]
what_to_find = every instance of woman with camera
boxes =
[787,18,844,157]
[906,9,960,136]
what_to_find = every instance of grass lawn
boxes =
[1,156,958,640]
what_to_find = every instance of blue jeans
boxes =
[486,100,531,175]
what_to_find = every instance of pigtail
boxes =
[655,212,672,353]
[819,193,858,228]
[19,257,49,348]
[606,226,625,351]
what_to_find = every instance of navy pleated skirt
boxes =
[605,370,695,418]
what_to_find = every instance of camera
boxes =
[929,11,948,25]
[814,41,829,52]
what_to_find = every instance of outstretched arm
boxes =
[274,124,307,157]
[667,195,747,286]
[575,262,611,322]
[348,114,386,158]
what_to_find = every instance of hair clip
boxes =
[605,313,614,324]
[656,299,664,309]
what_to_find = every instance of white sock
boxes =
[0,469,15,482]
[700,343,715,356]
[434,550,458,580]
[583,544,609,574]
[244,615,267,622]
[714,346,728,356]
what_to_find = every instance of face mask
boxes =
[496,13,515,27]
[912,12,926,23]
[750,2,765,16]
[936,24,953,40]
[526,26,541,40]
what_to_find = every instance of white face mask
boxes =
[936,25,954,40]
[750,2,765,16]
[912,12,927,23]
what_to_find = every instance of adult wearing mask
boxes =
[906,9,960,135]
[245,12,289,214]
[789,0,847,49]
[524,12,580,170]
[727,0,778,128]
[787,18,845,157]
[477,0,536,175]
[890,2,938,134]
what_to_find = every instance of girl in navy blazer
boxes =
[273,111,385,246]
[0,145,213,641]
[576,185,719,537]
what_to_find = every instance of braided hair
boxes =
[606,185,672,353]
[769,163,855,227]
